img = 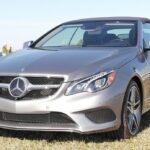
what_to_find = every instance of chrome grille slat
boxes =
[0,83,9,88]
[27,83,61,91]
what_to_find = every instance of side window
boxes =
[143,23,150,49]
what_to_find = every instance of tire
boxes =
[115,80,142,139]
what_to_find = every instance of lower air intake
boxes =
[85,109,116,124]
[0,112,75,124]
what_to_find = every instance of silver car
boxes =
[0,17,150,139]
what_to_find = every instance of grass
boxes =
[0,112,150,150]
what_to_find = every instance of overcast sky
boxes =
[0,0,150,50]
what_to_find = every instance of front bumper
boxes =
[0,82,124,134]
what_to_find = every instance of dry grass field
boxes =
[0,111,150,150]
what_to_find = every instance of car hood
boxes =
[0,47,137,82]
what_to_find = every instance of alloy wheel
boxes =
[127,86,141,135]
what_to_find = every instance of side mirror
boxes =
[23,41,33,49]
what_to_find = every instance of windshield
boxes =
[34,21,137,49]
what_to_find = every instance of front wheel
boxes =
[116,81,142,139]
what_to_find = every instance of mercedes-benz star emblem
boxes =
[9,77,29,98]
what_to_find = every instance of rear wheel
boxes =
[116,81,142,139]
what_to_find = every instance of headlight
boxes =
[66,71,116,95]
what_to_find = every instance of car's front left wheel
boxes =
[116,81,142,139]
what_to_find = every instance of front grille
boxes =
[0,112,75,125]
[0,76,64,100]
